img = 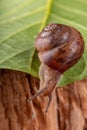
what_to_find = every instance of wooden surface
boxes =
[0,69,87,130]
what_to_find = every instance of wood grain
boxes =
[0,69,87,130]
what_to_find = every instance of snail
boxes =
[30,23,84,112]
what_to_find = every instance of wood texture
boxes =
[0,69,87,130]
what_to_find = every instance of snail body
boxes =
[30,23,84,112]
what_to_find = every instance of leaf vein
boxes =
[51,13,87,31]
[0,47,34,64]
[55,3,87,17]
[0,6,45,25]
[0,21,42,44]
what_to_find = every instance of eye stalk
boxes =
[30,23,84,112]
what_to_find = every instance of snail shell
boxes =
[35,23,84,73]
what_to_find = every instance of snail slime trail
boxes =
[30,23,84,112]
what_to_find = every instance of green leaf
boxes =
[0,0,87,86]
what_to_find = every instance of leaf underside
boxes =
[0,0,87,86]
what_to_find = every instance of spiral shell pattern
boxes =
[35,23,84,73]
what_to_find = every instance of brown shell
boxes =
[35,23,84,73]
